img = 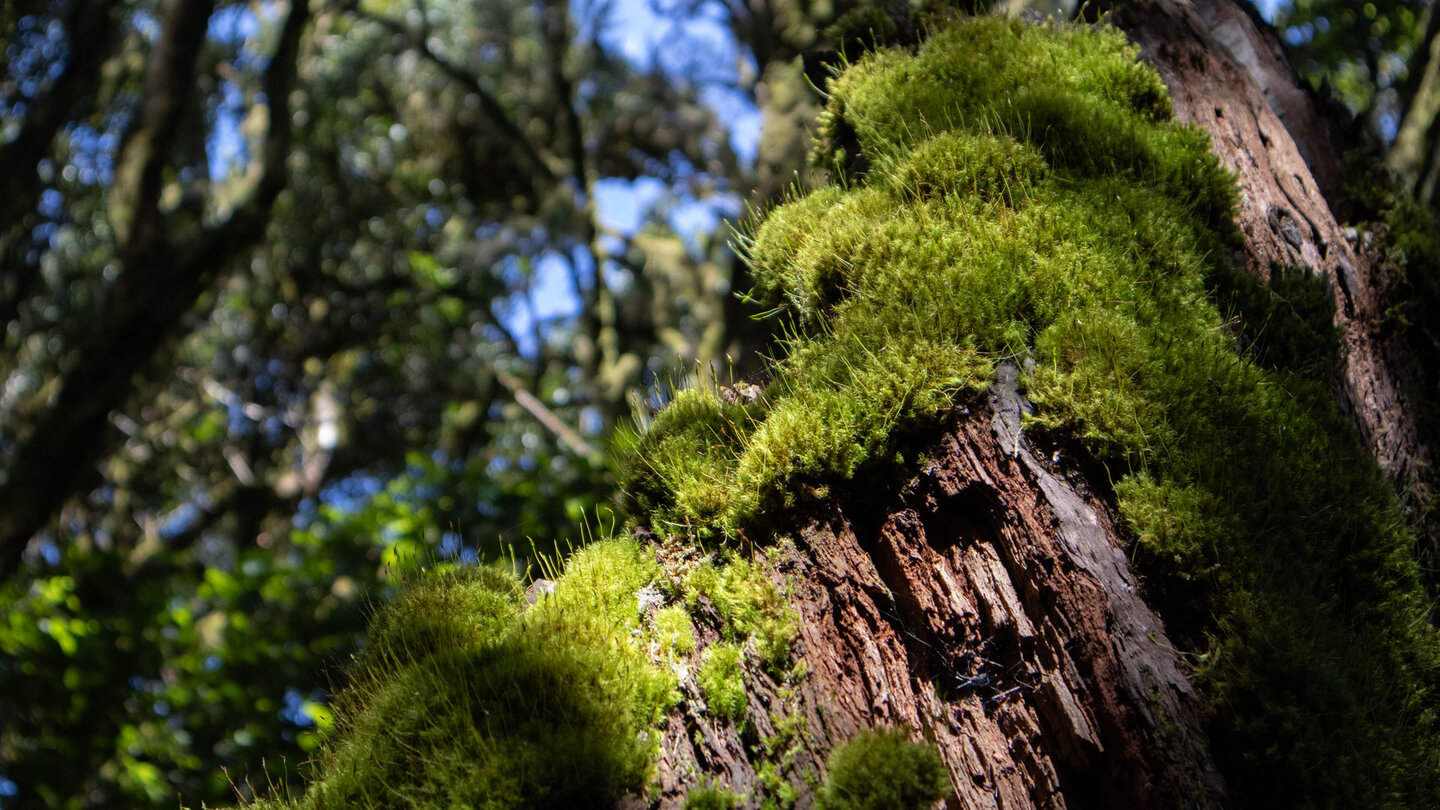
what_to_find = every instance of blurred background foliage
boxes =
[0,0,855,805]
[0,0,1434,806]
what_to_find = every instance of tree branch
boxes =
[0,0,312,582]
[493,369,600,462]
[542,0,625,423]
[207,0,311,247]
[1389,10,1440,205]
[343,2,558,185]
[108,0,217,250]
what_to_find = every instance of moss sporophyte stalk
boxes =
[257,16,1440,808]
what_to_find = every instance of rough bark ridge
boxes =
[644,367,1228,809]
[1118,0,1438,544]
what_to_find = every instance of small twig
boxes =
[494,370,599,462]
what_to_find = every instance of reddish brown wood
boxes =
[641,370,1229,809]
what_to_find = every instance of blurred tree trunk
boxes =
[1390,12,1440,207]
[0,0,309,579]
[628,0,1438,805]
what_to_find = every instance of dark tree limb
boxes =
[108,0,218,250]
[341,1,559,186]
[0,0,312,581]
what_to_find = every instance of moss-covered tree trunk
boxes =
[637,371,1231,808]
[1117,0,1440,566]
[631,1,1436,807]
[266,6,1440,810]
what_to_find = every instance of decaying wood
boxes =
[642,367,1228,809]
[1119,0,1438,546]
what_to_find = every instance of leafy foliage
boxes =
[1272,0,1421,123]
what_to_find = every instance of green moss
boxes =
[260,541,678,809]
[623,15,1440,807]
[697,642,748,721]
[1210,261,1341,380]
[684,553,798,674]
[683,783,743,810]
[653,603,697,657]
[754,707,809,809]
[881,131,1048,206]
[351,564,523,674]
[618,387,762,533]
[267,16,1440,809]
[825,7,900,60]
[815,728,951,810]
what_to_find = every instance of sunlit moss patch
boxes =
[684,553,798,676]
[623,15,1440,807]
[249,541,677,810]
[815,727,951,810]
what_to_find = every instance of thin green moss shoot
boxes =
[624,16,1440,807]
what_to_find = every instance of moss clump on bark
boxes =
[250,534,803,808]
[625,15,1440,808]
[684,553,799,676]
[814,728,951,810]
[697,642,748,721]
[682,783,744,810]
[248,542,679,810]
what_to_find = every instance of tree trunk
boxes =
[1119,0,1438,541]
[628,0,1438,806]
[642,368,1230,808]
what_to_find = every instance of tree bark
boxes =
[624,0,1439,806]
[641,369,1230,808]
[1119,0,1438,553]
[1389,2,1440,208]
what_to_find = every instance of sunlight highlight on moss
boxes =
[249,541,678,810]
